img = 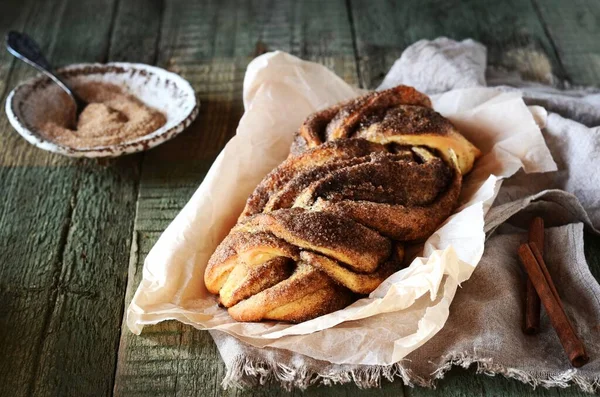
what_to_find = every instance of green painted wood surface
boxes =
[0,0,155,395]
[531,0,600,86]
[0,1,599,396]
[349,0,567,88]
[0,0,32,99]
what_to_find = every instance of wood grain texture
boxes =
[531,0,600,86]
[0,166,77,397]
[109,0,164,64]
[29,158,141,397]
[0,0,123,166]
[0,1,94,395]
[0,0,73,167]
[405,367,591,397]
[0,0,33,99]
[20,0,164,394]
[348,0,566,88]
[0,0,160,396]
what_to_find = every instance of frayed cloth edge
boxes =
[220,352,600,393]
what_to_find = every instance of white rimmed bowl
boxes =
[5,62,199,157]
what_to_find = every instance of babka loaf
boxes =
[205,85,481,322]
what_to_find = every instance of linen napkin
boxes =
[211,38,600,392]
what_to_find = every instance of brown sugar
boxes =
[38,82,166,149]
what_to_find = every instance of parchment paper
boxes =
[127,51,556,366]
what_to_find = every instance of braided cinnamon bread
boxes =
[205,85,481,323]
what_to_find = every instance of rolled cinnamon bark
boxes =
[524,217,544,334]
[518,243,589,367]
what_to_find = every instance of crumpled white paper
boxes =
[127,51,556,366]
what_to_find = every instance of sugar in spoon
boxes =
[5,31,87,116]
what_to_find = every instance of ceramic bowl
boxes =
[5,62,199,157]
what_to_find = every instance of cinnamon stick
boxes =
[529,243,565,313]
[518,243,589,367]
[524,217,544,334]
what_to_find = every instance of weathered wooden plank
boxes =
[0,1,83,395]
[49,0,117,65]
[109,0,164,64]
[1,1,597,397]
[406,366,593,397]
[0,1,162,397]
[113,1,401,396]
[294,382,401,397]
[0,0,117,167]
[531,0,600,86]
[349,0,567,89]
[0,0,34,98]
[21,0,164,395]
[0,0,74,167]
[30,157,141,397]
[158,0,357,85]
[0,0,163,167]
[0,166,77,397]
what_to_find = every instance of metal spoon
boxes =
[5,31,86,115]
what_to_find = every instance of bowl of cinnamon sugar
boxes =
[5,62,198,157]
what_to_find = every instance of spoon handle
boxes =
[6,31,81,109]
[6,31,53,71]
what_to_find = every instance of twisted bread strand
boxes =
[205,85,480,322]
[291,85,480,174]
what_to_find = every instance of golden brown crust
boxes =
[300,251,400,294]
[309,159,462,241]
[325,86,433,142]
[205,85,479,323]
[233,208,391,273]
[205,232,298,294]
[219,256,292,307]
[240,139,386,220]
[291,86,480,175]
[355,105,480,176]
[227,263,354,322]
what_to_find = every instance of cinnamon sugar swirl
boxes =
[205,85,481,323]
